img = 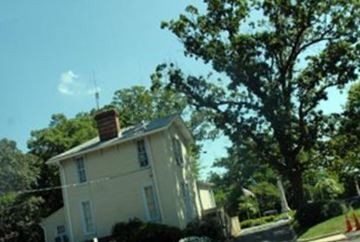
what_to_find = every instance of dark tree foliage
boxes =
[209,146,277,215]
[27,113,97,215]
[0,139,43,242]
[156,0,360,208]
[327,81,360,197]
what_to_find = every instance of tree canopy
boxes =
[157,0,360,208]
[0,139,43,241]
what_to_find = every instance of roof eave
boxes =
[46,126,169,165]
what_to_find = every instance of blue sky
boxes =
[0,0,348,178]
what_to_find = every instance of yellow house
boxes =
[41,110,216,242]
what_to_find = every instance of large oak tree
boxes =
[157,0,360,208]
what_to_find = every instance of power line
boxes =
[3,167,151,196]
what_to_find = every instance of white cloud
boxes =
[58,70,100,96]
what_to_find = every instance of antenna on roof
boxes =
[92,70,100,110]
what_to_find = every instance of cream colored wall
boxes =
[41,207,66,242]
[164,125,200,228]
[60,138,155,242]
[57,124,200,242]
[199,187,216,211]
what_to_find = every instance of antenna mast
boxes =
[92,71,100,110]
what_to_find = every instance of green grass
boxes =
[298,209,360,240]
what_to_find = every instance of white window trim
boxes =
[59,163,74,242]
[172,137,184,166]
[141,183,161,222]
[75,156,87,183]
[79,200,96,236]
[136,139,150,168]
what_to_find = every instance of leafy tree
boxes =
[110,83,213,177]
[156,0,360,208]
[238,196,259,220]
[209,146,277,215]
[111,85,187,128]
[27,113,97,215]
[0,139,43,241]
[251,182,280,213]
[327,81,360,196]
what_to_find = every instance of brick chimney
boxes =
[94,109,120,141]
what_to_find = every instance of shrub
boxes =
[296,201,347,228]
[183,218,224,241]
[296,202,324,228]
[320,200,347,220]
[240,215,276,229]
[111,218,182,242]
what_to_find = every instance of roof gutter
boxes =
[46,125,170,165]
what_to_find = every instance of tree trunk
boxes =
[355,178,360,197]
[288,170,305,210]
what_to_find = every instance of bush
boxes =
[240,215,276,229]
[296,201,347,228]
[320,200,347,220]
[183,218,224,242]
[239,212,293,229]
[111,218,182,242]
[296,202,324,228]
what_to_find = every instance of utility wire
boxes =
[2,167,151,196]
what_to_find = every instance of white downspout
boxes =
[145,136,166,222]
[59,162,75,242]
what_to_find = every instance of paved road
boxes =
[235,223,297,242]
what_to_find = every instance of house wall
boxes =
[60,136,157,242]
[198,186,216,211]
[41,207,66,242]
[51,122,202,242]
[163,124,200,228]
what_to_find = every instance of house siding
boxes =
[61,138,155,241]
[41,207,66,242]
[46,119,207,242]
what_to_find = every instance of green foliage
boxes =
[209,146,278,216]
[326,81,360,197]
[238,196,259,219]
[111,217,224,242]
[183,218,224,241]
[27,113,97,216]
[313,177,344,201]
[157,0,360,209]
[251,182,280,213]
[296,201,347,228]
[0,139,43,241]
[0,139,40,193]
[240,213,291,229]
[111,218,183,242]
[111,85,187,128]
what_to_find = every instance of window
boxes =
[57,225,65,234]
[75,157,87,183]
[55,225,68,242]
[143,185,161,222]
[81,201,95,234]
[181,182,194,220]
[172,137,184,165]
[137,139,149,167]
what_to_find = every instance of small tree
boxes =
[238,196,259,219]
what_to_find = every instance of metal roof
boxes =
[47,113,184,164]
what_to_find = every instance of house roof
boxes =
[47,114,193,165]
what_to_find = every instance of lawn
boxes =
[298,208,360,240]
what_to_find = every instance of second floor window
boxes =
[75,157,87,183]
[172,137,184,165]
[137,139,149,167]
